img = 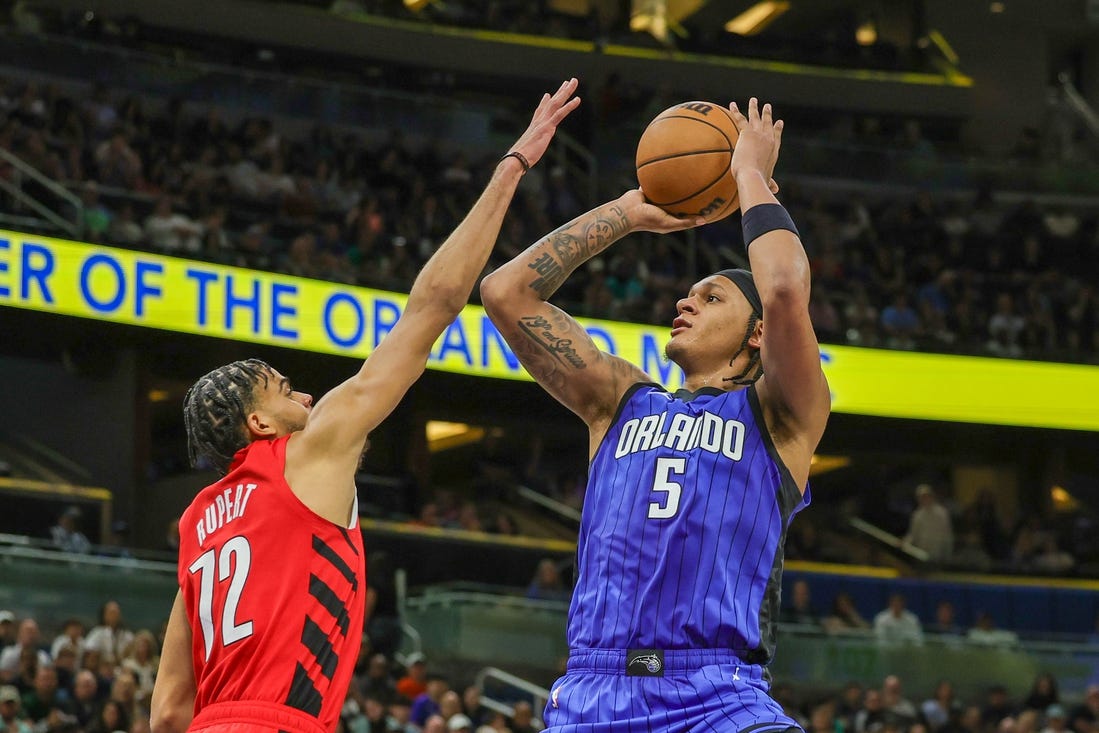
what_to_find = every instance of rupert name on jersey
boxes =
[195,482,258,547]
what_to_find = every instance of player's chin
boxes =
[664,338,686,364]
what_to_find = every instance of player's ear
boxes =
[245,410,276,438]
[748,317,763,350]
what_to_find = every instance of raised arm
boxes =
[729,98,830,479]
[285,79,581,524]
[480,190,700,447]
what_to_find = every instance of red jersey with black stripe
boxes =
[178,435,366,733]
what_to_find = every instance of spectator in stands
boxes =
[51,644,77,692]
[480,711,511,733]
[366,551,402,659]
[922,680,961,733]
[20,665,73,723]
[70,670,101,729]
[417,711,447,733]
[1017,710,1042,733]
[462,685,490,729]
[395,653,428,700]
[87,698,129,733]
[456,502,484,533]
[439,690,463,722]
[357,692,392,733]
[109,668,141,723]
[967,612,1020,647]
[410,674,449,727]
[49,507,91,554]
[0,612,15,652]
[49,620,84,663]
[1068,684,1099,733]
[144,196,203,254]
[1030,537,1075,575]
[358,653,395,702]
[902,484,954,563]
[1023,674,1060,714]
[120,630,158,707]
[880,289,922,350]
[780,579,820,627]
[0,620,51,681]
[965,488,1011,563]
[987,292,1026,358]
[0,685,30,733]
[983,686,1018,730]
[1043,706,1071,733]
[526,559,570,602]
[11,647,41,694]
[953,530,994,572]
[854,688,886,733]
[834,682,865,733]
[822,592,871,634]
[83,600,134,667]
[162,519,180,556]
[882,675,919,730]
[873,593,924,644]
[809,700,838,733]
[449,713,474,733]
[952,704,987,733]
[79,182,112,242]
[510,701,540,733]
[94,129,143,189]
[389,696,418,733]
[106,202,145,247]
[928,600,964,638]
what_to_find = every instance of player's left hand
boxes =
[505,78,582,170]
[729,97,784,183]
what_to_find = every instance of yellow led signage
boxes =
[2,231,1097,431]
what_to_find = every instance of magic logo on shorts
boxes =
[626,649,664,677]
[614,411,746,460]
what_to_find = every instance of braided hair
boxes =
[722,311,764,386]
[713,269,764,386]
[183,359,275,475]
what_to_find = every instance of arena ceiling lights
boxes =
[724,1,791,35]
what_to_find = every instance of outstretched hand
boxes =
[729,97,784,185]
[621,189,706,234]
[506,78,582,169]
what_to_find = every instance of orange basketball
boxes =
[635,101,739,222]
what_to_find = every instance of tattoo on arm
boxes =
[583,205,629,255]
[517,314,587,370]
[525,205,631,300]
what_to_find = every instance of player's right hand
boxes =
[621,188,706,234]
[504,78,582,170]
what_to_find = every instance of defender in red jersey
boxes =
[150,79,581,733]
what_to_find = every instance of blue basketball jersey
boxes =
[567,383,810,663]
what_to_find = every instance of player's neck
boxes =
[682,370,745,393]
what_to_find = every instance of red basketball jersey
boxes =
[178,436,366,733]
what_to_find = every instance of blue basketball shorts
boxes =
[542,649,803,733]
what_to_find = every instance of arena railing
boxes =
[400,586,1099,703]
[0,147,83,238]
[0,535,177,630]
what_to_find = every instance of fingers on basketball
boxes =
[635,101,740,224]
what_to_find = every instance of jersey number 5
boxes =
[648,456,685,519]
[189,535,255,662]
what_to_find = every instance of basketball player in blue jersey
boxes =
[481,98,830,733]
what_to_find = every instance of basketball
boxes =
[635,100,740,222]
